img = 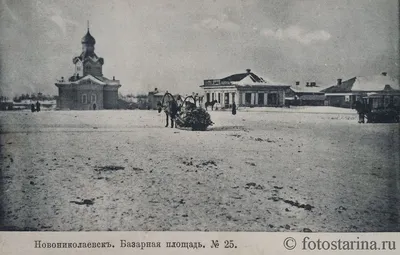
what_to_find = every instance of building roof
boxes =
[73,53,103,63]
[299,94,326,101]
[290,86,325,93]
[365,91,400,98]
[221,72,266,83]
[81,30,96,45]
[235,84,290,89]
[322,74,399,93]
[93,75,119,84]
[153,91,167,96]
[201,69,286,88]
[57,74,120,86]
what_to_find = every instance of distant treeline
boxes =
[118,93,149,110]
[120,93,148,99]
[6,93,58,102]
[0,96,11,102]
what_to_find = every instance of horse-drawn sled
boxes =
[157,92,213,131]
[353,100,400,123]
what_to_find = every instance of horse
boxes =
[205,100,218,111]
[157,93,181,128]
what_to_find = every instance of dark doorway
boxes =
[224,93,229,107]
[258,93,264,105]
[268,93,278,105]
[245,93,251,104]
[206,93,210,102]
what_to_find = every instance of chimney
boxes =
[306,82,310,87]
[295,81,300,86]
[113,76,115,80]
[61,77,64,82]
[311,82,316,87]
[246,69,251,73]
[337,79,342,85]
[381,72,387,76]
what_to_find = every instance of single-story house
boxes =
[147,88,181,110]
[0,101,14,110]
[148,88,165,110]
[200,69,290,108]
[285,82,326,106]
[322,72,400,108]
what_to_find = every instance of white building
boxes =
[200,69,290,108]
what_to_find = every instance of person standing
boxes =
[31,103,35,112]
[36,101,41,112]
[232,102,237,115]
[354,100,365,123]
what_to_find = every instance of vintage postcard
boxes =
[0,0,399,254]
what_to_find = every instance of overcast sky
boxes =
[0,0,398,96]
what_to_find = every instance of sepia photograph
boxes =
[0,0,399,235]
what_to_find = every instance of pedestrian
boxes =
[232,102,237,115]
[31,103,35,112]
[354,100,365,123]
[36,101,41,112]
[93,103,97,110]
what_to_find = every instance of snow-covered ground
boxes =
[237,106,355,114]
[0,107,399,232]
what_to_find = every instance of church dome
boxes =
[81,31,96,45]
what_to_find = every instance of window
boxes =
[82,94,87,104]
[91,94,96,103]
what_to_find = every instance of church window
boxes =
[82,94,87,104]
[91,94,96,103]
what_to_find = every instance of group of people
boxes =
[31,101,41,113]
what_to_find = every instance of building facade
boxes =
[200,69,290,108]
[147,88,183,110]
[285,82,326,106]
[55,27,121,110]
[322,72,400,108]
[147,88,166,110]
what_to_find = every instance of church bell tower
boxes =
[72,21,104,79]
